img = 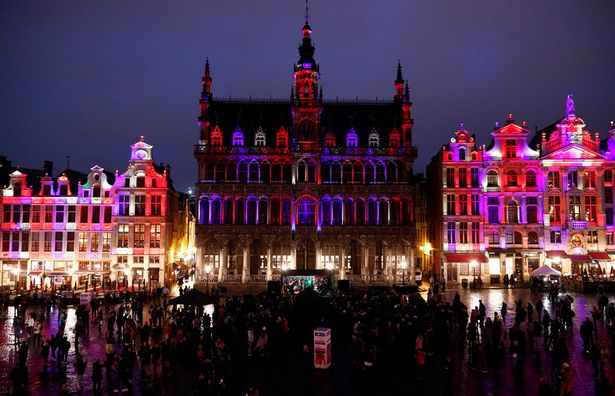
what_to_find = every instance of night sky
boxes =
[1,1,615,191]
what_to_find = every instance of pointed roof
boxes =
[131,135,153,149]
[395,61,404,85]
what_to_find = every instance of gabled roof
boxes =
[541,143,604,160]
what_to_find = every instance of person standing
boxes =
[92,359,103,392]
[559,362,574,396]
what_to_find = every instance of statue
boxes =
[566,94,575,117]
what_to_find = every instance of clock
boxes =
[135,149,148,160]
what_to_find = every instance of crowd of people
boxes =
[1,281,615,395]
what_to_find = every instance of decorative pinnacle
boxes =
[460,122,464,130]
[395,60,404,84]
[305,0,309,25]
[404,82,410,102]
[140,135,144,142]
[566,93,575,117]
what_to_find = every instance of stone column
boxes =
[316,242,322,269]
[384,246,392,282]
[266,247,272,280]
[242,246,249,284]
[363,245,370,280]
[339,246,346,280]
[218,245,227,282]
[409,246,416,286]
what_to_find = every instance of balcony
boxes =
[569,220,588,230]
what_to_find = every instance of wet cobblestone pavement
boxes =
[0,288,614,395]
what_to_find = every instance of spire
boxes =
[395,60,404,85]
[201,58,212,101]
[566,93,575,117]
[404,81,410,103]
[305,0,309,26]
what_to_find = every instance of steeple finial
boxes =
[305,0,309,25]
[395,60,404,84]
[566,93,575,117]
[404,82,410,103]
[204,58,210,79]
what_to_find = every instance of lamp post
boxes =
[470,260,478,289]
[205,265,212,294]
[400,258,408,285]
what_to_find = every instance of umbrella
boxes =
[168,289,215,306]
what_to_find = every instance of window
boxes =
[1,233,8,252]
[32,206,41,223]
[568,196,581,221]
[346,129,358,147]
[54,232,63,251]
[3,205,10,223]
[134,195,146,216]
[247,200,257,225]
[118,224,130,248]
[79,232,87,251]
[136,176,145,188]
[31,232,40,252]
[550,230,562,244]
[21,205,29,223]
[281,199,291,225]
[507,201,519,224]
[548,196,561,224]
[471,222,480,244]
[459,194,468,215]
[343,162,352,184]
[505,231,514,244]
[211,127,223,146]
[471,194,480,215]
[607,208,614,226]
[270,199,280,225]
[459,222,468,244]
[356,200,365,225]
[255,128,266,146]
[66,232,75,251]
[489,231,499,245]
[459,168,467,187]
[258,200,268,224]
[605,170,613,184]
[446,168,455,187]
[325,132,336,147]
[528,231,538,245]
[103,232,111,252]
[321,200,331,225]
[548,171,560,188]
[568,170,579,189]
[368,129,380,147]
[151,195,162,216]
[298,199,316,225]
[353,163,363,184]
[446,195,456,215]
[504,139,516,158]
[447,222,456,243]
[459,147,466,161]
[526,171,536,187]
[488,197,499,224]
[332,200,343,225]
[67,205,76,223]
[607,232,615,246]
[104,206,112,223]
[471,168,479,188]
[527,205,538,224]
[44,232,52,252]
[276,128,288,147]
[344,199,354,225]
[45,206,53,223]
[119,195,130,216]
[586,231,598,244]
[606,188,613,204]
[91,233,99,252]
[92,206,100,223]
[235,199,244,225]
[232,129,244,146]
[150,224,161,248]
[507,171,518,187]
[487,171,498,187]
[331,162,341,183]
[585,196,597,222]
[11,233,18,252]
[368,200,378,225]
[133,224,145,248]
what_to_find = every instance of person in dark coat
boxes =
[92,359,103,392]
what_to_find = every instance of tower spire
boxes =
[395,60,404,85]
[394,61,404,102]
[305,0,309,25]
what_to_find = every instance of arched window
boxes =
[365,162,375,183]
[276,128,288,147]
[514,231,523,245]
[343,161,353,183]
[260,161,270,183]
[368,128,380,147]
[447,153,453,161]
[271,162,282,182]
[507,200,519,224]
[210,126,223,146]
[232,127,244,146]
[224,199,234,224]
[248,160,259,183]
[321,199,331,225]
[353,162,363,184]
[258,200,268,225]
[321,162,331,183]
[298,199,316,225]
[528,231,538,245]
[247,199,257,225]
[344,199,354,225]
[307,161,316,182]
[299,120,315,141]
[281,198,291,225]
[297,160,307,183]
[459,147,466,161]
[507,170,518,187]
[332,200,343,225]
[324,132,336,147]
[211,199,221,224]
[487,170,499,187]
[346,128,358,148]
[226,160,237,181]
[378,200,388,225]
[387,162,397,183]
[235,199,244,225]
[270,198,280,225]
[199,198,209,225]
[526,170,536,187]
[356,199,365,225]
[238,161,248,183]
[402,199,413,224]
[254,127,266,146]
[368,200,378,225]
[331,162,341,183]
[283,163,292,183]
[375,162,386,182]
[390,200,400,225]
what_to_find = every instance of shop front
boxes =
[443,253,488,284]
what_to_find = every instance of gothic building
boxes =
[428,96,615,285]
[194,18,418,285]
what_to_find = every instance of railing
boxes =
[248,275,267,283]
[569,220,588,230]
[223,274,242,283]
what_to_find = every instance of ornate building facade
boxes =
[194,18,418,285]
[428,96,615,284]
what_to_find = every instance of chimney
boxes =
[43,161,53,176]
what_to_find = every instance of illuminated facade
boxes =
[428,96,615,284]
[0,138,193,290]
[194,19,418,285]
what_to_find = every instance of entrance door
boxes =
[447,264,458,282]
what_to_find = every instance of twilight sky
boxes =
[1,1,615,191]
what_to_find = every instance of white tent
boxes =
[531,265,561,277]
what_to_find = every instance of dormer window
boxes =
[136,176,145,188]
[346,128,358,148]
[43,185,52,196]
[255,127,266,147]
[210,126,223,146]
[368,129,380,147]
[276,128,288,147]
[324,132,336,147]
[459,147,466,161]
[504,139,516,158]
[93,185,101,197]
[232,127,244,147]
[389,130,400,148]
[59,185,69,196]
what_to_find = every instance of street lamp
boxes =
[205,265,212,294]
[470,260,478,288]
[400,258,408,285]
